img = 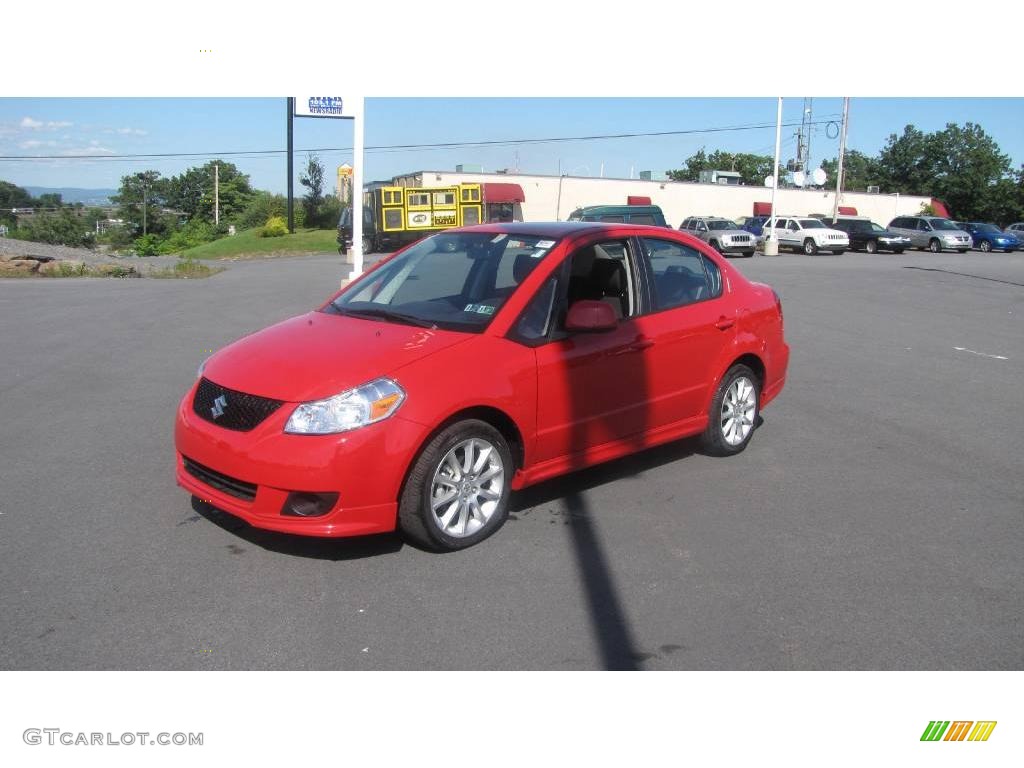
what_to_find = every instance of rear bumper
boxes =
[174,383,429,537]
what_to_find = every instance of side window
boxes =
[917,219,931,231]
[681,217,692,230]
[599,214,625,223]
[695,220,708,232]
[701,255,723,299]
[787,220,799,231]
[640,238,712,311]
[562,239,636,324]
[511,277,558,345]
[630,214,656,225]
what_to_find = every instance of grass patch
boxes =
[178,227,338,260]
[149,258,223,279]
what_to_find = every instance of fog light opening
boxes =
[281,492,339,517]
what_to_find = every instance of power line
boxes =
[0,119,841,162]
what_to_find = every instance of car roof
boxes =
[458,221,646,238]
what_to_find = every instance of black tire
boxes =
[338,245,348,256]
[866,239,878,254]
[362,236,373,254]
[929,238,941,253]
[893,248,905,254]
[832,249,845,256]
[398,419,513,552]
[957,249,968,254]
[803,238,818,255]
[699,364,761,457]
[743,250,755,258]
[979,240,991,252]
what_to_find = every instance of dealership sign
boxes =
[294,96,355,119]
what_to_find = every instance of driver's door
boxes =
[532,237,653,464]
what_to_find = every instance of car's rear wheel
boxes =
[893,248,905,254]
[362,236,373,255]
[866,240,878,254]
[803,238,818,255]
[699,364,760,457]
[979,240,991,252]
[929,238,942,253]
[398,420,512,551]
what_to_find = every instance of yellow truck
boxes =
[338,183,483,255]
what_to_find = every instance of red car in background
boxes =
[175,222,789,551]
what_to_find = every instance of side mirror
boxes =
[565,300,617,332]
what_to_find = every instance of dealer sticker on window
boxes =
[464,304,496,315]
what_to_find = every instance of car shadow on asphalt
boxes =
[190,496,404,561]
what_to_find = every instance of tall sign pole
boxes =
[831,97,850,224]
[765,97,783,256]
[292,96,360,282]
[286,98,295,234]
[214,162,220,226]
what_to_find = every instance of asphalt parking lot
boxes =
[0,250,1021,670]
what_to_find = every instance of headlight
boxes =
[197,356,210,379]
[284,378,405,435]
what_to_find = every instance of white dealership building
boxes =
[387,169,935,226]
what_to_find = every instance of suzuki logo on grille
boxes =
[211,395,228,419]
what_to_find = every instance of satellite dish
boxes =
[792,171,806,188]
[763,176,775,188]
[812,168,827,186]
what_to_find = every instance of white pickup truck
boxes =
[763,217,849,255]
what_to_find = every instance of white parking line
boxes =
[954,347,1009,360]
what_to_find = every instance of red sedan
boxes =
[175,222,789,551]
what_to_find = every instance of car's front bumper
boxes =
[174,382,429,537]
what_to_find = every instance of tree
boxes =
[165,160,253,224]
[111,170,169,235]
[13,209,93,248]
[0,181,34,224]
[36,192,64,209]
[299,153,325,226]
[667,148,773,186]
[820,150,881,192]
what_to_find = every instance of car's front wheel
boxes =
[700,364,760,456]
[979,240,991,252]
[866,240,878,254]
[803,238,818,255]
[398,420,513,551]
[929,238,942,253]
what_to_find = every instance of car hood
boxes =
[201,311,471,402]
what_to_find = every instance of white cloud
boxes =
[59,145,115,156]
[19,117,74,130]
[19,139,57,149]
[116,127,148,136]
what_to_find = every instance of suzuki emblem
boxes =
[211,395,228,419]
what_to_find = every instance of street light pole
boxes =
[287,98,294,234]
[214,162,220,226]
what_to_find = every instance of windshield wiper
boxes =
[336,306,437,329]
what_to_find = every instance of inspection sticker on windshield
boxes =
[464,304,496,315]
[535,240,555,249]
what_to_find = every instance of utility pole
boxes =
[287,98,295,234]
[142,183,148,236]
[214,162,220,226]
[831,98,850,224]
[765,97,783,256]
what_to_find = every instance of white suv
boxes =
[763,217,849,255]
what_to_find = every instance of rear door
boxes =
[632,236,736,423]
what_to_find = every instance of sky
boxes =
[2,97,1023,196]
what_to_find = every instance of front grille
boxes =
[192,377,283,432]
[183,457,257,502]
[730,234,751,243]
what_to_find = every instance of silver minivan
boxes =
[887,216,971,253]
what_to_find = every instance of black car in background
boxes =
[829,218,911,253]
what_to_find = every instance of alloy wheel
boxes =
[721,376,756,446]
[429,438,505,538]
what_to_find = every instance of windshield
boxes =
[799,219,825,229]
[326,232,557,332]
[930,219,960,231]
[869,223,886,232]
[974,223,1001,233]
[708,219,738,230]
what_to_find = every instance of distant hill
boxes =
[24,187,118,206]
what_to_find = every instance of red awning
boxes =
[753,201,772,216]
[482,183,525,204]
[930,198,950,218]
[627,196,651,206]
[838,206,858,215]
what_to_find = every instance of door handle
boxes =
[608,337,655,356]
[715,316,735,331]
